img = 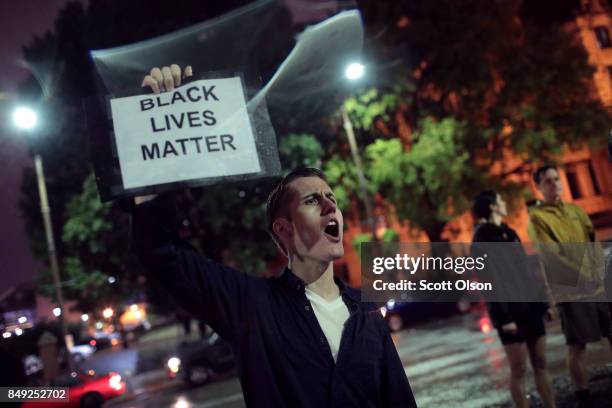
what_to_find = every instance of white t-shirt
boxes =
[304,287,350,361]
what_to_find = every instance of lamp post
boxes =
[343,63,378,241]
[12,106,74,372]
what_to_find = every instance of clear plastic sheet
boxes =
[86,0,362,201]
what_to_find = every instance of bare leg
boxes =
[527,336,556,408]
[504,342,529,408]
[567,344,588,391]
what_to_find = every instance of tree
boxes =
[334,0,611,241]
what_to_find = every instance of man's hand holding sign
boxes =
[111,64,261,192]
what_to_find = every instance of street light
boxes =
[12,106,74,371]
[345,63,365,81]
[103,308,114,319]
[12,107,38,130]
[342,63,378,241]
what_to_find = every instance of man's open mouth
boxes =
[324,219,340,238]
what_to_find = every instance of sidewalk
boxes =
[547,365,612,408]
[498,365,612,408]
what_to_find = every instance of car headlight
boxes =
[108,373,123,390]
[167,356,181,374]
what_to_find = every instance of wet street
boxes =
[107,313,612,408]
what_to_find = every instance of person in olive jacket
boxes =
[472,191,555,408]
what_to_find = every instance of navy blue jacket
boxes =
[131,195,417,408]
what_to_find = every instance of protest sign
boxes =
[110,77,260,189]
[87,3,363,201]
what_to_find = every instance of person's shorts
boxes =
[497,317,546,345]
[557,302,612,346]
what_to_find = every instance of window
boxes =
[594,26,612,49]
[565,169,583,199]
[588,162,602,195]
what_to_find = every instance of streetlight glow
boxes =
[53,307,62,317]
[103,308,114,319]
[345,62,364,80]
[12,106,38,130]
[18,316,27,324]
[81,314,89,322]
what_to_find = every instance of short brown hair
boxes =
[533,164,558,185]
[266,167,328,255]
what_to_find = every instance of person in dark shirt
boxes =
[472,190,555,408]
[132,65,416,408]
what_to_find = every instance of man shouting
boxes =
[131,65,416,408]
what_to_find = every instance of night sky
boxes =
[0,0,77,294]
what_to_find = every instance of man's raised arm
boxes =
[130,65,253,342]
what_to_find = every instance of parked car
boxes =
[21,370,125,408]
[83,330,122,351]
[166,332,235,386]
[58,343,97,368]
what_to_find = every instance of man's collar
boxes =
[278,267,359,302]
[541,199,564,208]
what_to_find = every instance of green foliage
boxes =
[278,133,324,171]
[381,228,399,243]
[365,118,475,235]
[62,174,113,254]
[351,233,373,259]
[323,155,364,213]
[337,0,611,240]
[344,88,400,131]
[56,173,134,312]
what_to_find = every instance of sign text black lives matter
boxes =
[110,77,261,191]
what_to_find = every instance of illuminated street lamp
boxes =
[81,314,89,322]
[103,308,114,319]
[345,63,365,81]
[12,106,73,371]
[342,63,378,241]
[13,107,38,129]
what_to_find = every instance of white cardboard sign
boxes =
[110,77,261,189]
